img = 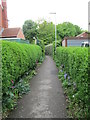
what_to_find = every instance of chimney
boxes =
[0,4,2,32]
[88,2,90,32]
[2,0,8,28]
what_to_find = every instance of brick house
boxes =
[1,28,25,38]
[0,0,25,39]
[88,1,90,32]
[62,32,90,47]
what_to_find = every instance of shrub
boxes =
[53,40,61,58]
[37,40,45,57]
[2,41,42,115]
[45,44,53,56]
[56,47,89,118]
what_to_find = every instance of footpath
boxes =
[8,56,67,118]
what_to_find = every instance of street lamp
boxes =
[49,12,57,52]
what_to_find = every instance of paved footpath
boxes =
[8,56,67,118]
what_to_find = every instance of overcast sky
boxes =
[6,0,89,30]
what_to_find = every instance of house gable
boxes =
[17,28,25,39]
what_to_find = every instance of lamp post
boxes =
[49,12,57,52]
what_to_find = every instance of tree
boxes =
[57,22,83,40]
[23,19,83,45]
[23,20,37,43]
[37,20,55,45]
[74,25,83,36]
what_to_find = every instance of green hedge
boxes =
[2,41,42,115]
[0,41,2,116]
[56,47,89,118]
[37,40,45,57]
[45,44,53,56]
[53,40,61,58]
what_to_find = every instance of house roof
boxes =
[64,32,90,40]
[1,27,21,38]
[76,32,89,37]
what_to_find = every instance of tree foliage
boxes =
[37,20,55,45]
[57,22,82,40]
[23,20,37,43]
[23,20,83,45]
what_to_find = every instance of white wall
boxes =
[62,40,65,47]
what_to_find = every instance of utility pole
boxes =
[49,12,57,52]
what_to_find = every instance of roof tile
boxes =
[2,27,21,38]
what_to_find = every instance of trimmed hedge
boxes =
[45,44,53,56]
[2,41,42,115]
[0,41,2,116]
[37,40,45,57]
[56,47,89,118]
[53,40,61,58]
